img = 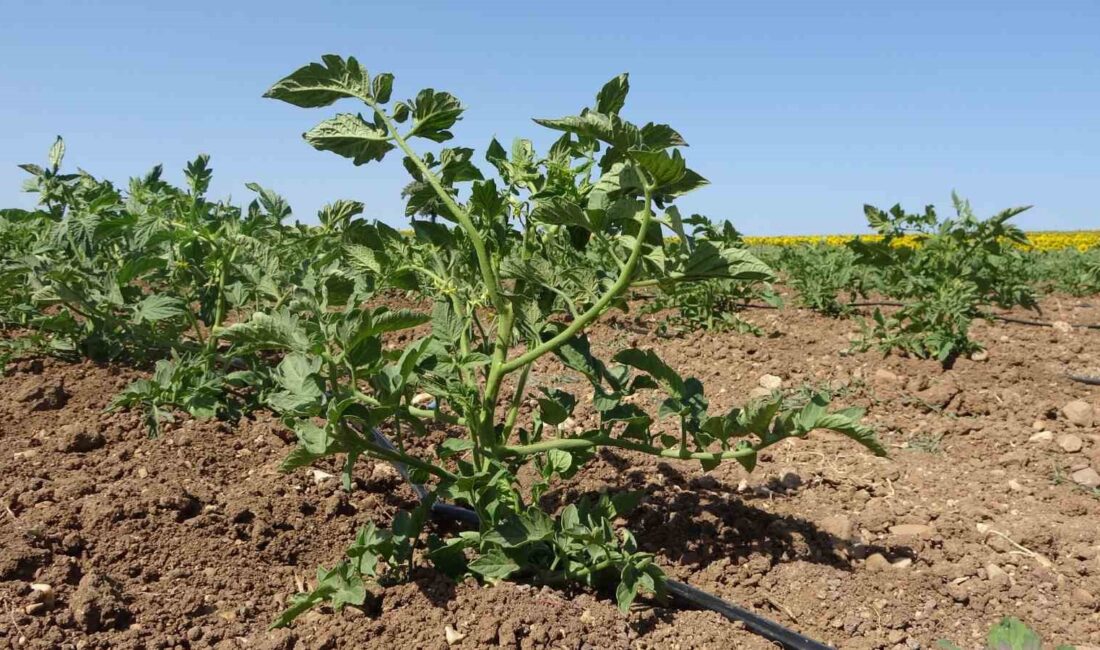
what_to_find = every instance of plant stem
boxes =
[501,363,531,440]
[500,188,654,374]
[366,99,505,313]
[502,433,772,463]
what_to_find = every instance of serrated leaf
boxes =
[407,89,464,142]
[630,149,685,187]
[531,197,590,230]
[468,549,519,582]
[596,74,629,115]
[134,294,185,323]
[264,54,372,108]
[304,113,394,165]
[345,244,382,275]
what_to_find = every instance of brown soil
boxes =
[2,294,1100,649]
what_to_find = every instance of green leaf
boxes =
[630,149,685,187]
[219,310,314,353]
[264,55,372,108]
[304,113,394,165]
[546,449,572,475]
[596,74,630,115]
[531,197,589,230]
[345,244,382,275]
[48,136,65,170]
[269,562,366,629]
[367,308,430,336]
[371,72,394,104]
[468,549,520,582]
[986,617,1041,650]
[134,294,184,323]
[406,89,464,142]
[615,565,638,612]
[613,348,685,397]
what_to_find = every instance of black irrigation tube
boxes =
[364,426,834,650]
[1067,374,1100,386]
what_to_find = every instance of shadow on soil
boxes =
[540,449,912,574]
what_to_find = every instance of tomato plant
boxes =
[247,55,886,623]
[850,194,1038,365]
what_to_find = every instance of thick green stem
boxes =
[206,247,237,357]
[500,189,654,374]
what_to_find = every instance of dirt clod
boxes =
[16,378,68,411]
[55,423,105,453]
[70,572,130,632]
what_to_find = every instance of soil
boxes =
[2,293,1100,649]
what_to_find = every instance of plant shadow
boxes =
[539,449,912,573]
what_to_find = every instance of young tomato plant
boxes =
[850,194,1038,366]
[248,55,885,624]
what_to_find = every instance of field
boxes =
[745,231,1100,252]
[2,56,1099,649]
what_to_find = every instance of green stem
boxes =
[359,438,456,482]
[500,188,654,374]
[503,433,772,463]
[501,363,531,440]
[207,247,237,355]
[367,99,504,313]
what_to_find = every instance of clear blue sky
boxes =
[2,1,1097,234]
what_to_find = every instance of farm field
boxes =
[2,54,1100,650]
[2,293,1099,648]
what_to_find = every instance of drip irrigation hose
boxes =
[1067,373,1100,386]
[363,425,833,650]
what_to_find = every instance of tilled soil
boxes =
[2,294,1099,649]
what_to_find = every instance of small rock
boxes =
[865,553,890,572]
[13,449,38,461]
[986,563,1009,583]
[56,424,105,453]
[1063,400,1095,427]
[889,524,934,538]
[1059,434,1084,453]
[758,374,782,390]
[557,417,576,432]
[187,626,204,642]
[579,609,595,625]
[1072,587,1096,607]
[29,583,55,609]
[891,558,913,569]
[1071,468,1100,489]
[411,392,434,406]
[1028,430,1053,444]
[1052,320,1073,333]
[1007,479,1023,492]
[445,625,466,645]
[970,350,989,362]
[311,469,335,485]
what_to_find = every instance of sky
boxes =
[1,1,1097,235]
